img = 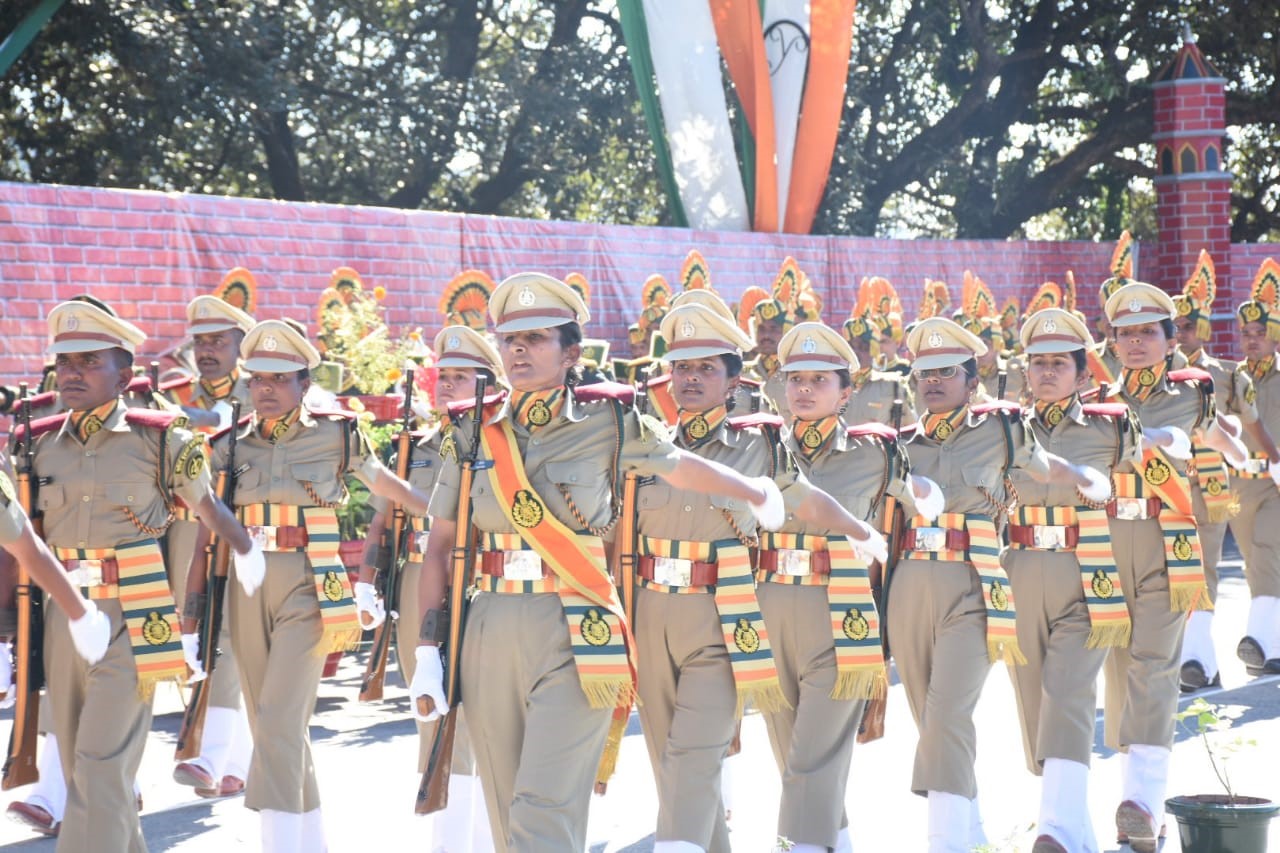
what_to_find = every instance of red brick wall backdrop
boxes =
[4,181,1270,389]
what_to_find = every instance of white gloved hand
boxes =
[234,539,266,597]
[354,581,386,630]
[910,475,945,522]
[0,642,13,710]
[1142,426,1192,460]
[853,524,889,566]
[1073,464,1112,504]
[209,400,234,431]
[181,633,207,683]
[1268,461,1280,490]
[1206,414,1249,468]
[747,476,786,532]
[68,599,112,666]
[409,645,448,723]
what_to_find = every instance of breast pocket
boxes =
[638,481,671,511]
[830,492,873,520]
[37,483,65,512]
[232,467,266,502]
[545,460,608,526]
[291,462,332,484]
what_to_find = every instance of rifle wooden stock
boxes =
[360,372,415,703]
[417,378,485,815]
[175,400,241,761]
[4,396,44,790]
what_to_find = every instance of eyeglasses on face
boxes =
[912,365,960,381]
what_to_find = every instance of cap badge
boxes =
[517,286,536,307]
[263,335,279,352]
[447,334,461,350]
[65,314,79,331]
[1128,298,1142,314]
[928,331,943,349]
[801,336,817,354]
[680,320,695,338]
[197,304,209,318]
[1042,318,1057,333]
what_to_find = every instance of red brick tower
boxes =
[1152,25,1233,334]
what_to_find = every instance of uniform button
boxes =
[570,476,578,482]
[78,540,86,547]
[684,505,692,512]
[127,496,134,503]
[82,495,91,502]
[85,451,94,457]
[532,439,540,446]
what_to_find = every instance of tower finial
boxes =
[1182,22,1196,44]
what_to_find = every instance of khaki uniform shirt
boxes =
[1011,399,1140,505]
[31,403,210,550]
[185,373,253,414]
[370,427,445,517]
[1186,350,1257,424]
[1243,361,1280,456]
[0,462,23,545]
[1105,377,1208,479]
[976,356,1027,406]
[847,372,916,428]
[429,393,682,534]
[778,425,912,531]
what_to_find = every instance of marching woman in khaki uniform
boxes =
[355,325,501,853]
[893,316,1106,853]
[633,306,888,853]
[170,293,257,799]
[1096,282,1246,852]
[17,301,255,853]
[762,322,928,853]
[411,274,790,853]
[1006,309,1136,853]
[839,297,915,426]
[1229,259,1280,676]
[182,319,432,852]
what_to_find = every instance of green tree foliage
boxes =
[1,0,1275,241]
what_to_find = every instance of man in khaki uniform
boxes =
[169,293,257,798]
[20,301,253,853]
[182,319,431,852]
[1229,259,1280,677]
[840,312,915,426]
[1098,282,1246,851]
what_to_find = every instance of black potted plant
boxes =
[1165,698,1279,852]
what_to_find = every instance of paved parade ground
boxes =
[4,542,1279,852]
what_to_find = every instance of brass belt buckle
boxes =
[1243,457,1268,475]
[1032,524,1067,550]
[914,527,945,552]
[1111,497,1146,521]
[775,548,812,576]
[502,550,544,581]
[652,556,693,587]
[65,559,104,587]
[415,530,430,553]
[247,525,279,552]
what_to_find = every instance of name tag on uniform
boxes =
[409,459,433,469]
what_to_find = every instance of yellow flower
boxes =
[346,397,367,413]
[408,330,421,341]
[386,367,403,383]
[373,286,387,301]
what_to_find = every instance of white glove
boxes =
[1206,414,1249,468]
[354,582,386,630]
[409,645,448,723]
[1142,426,1192,460]
[0,642,13,710]
[1073,464,1112,504]
[181,633,207,683]
[1268,461,1280,490]
[910,475,945,523]
[853,524,889,566]
[234,539,267,597]
[209,400,234,431]
[68,599,111,666]
[747,476,786,532]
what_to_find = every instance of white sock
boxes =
[834,826,853,853]
[300,807,327,853]
[199,706,237,780]
[1123,744,1171,827]
[653,842,704,853]
[1246,596,1280,658]
[926,791,970,853]
[1040,758,1098,852]
[29,733,66,821]
[260,809,303,853]
[1181,610,1219,679]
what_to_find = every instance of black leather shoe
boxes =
[1237,636,1265,668]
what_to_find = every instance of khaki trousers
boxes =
[1103,518,1185,750]
[45,600,149,853]
[229,551,326,813]
[635,587,736,852]
[169,518,245,710]
[886,558,991,798]
[461,592,611,853]
[397,561,477,775]
[757,583,862,849]
[1228,478,1280,598]
[1003,549,1107,774]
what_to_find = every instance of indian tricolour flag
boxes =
[618,0,858,234]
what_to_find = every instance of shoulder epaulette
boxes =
[1080,386,1104,402]
[640,373,672,391]
[306,408,358,421]
[1168,367,1213,386]
[728,413,785,431]
[126,376,154,394]
[211,414,255,442]
[971,401,1023,416]
[573,381,636,406]
[12,411,69,443]
[160,374,195,392]
[1081,403,1129,418]
[737,376,764,389]
[847,423,898,441]
[125,408,184,430]
[447,391,507,419]
[23,389,59,410]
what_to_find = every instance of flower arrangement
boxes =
[316,267,417,395]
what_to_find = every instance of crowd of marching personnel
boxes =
[2,231,1280,853]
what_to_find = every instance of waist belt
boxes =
[54,545,127,599]
[757,548,831,576]
[902,526,969,552]
[246,525,309,551]
[1106,496,1162,520]
[480,550,551,581]
[1229,454,1270,478]
[1008,524,1079,550]
[636,554,718,587]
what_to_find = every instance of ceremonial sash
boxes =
[756,531,886,701]
[1190,444,1238,523]
[638,534,787,715]
[1136,446,1212,612]
[906,513,1025,665]
[1086,347,1115,387]
[480,419,636,710]
[1010,505,1131,648]
[58,539,186,699]
[237,503,363,653]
